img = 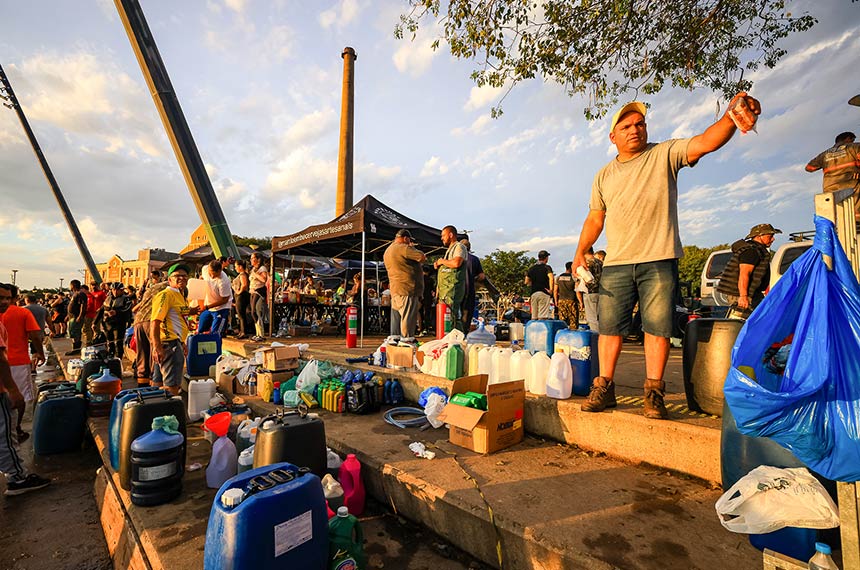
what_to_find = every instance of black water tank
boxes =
[119,393,187,491]
[682,318,743,416]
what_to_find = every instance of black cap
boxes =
[538,250,550,259]
[395,229,413,239]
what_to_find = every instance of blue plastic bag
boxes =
[724,216,860,481]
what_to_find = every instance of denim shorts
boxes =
[152,339,185,387]
[598,259,677,338]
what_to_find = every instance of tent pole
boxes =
[361,231,366,348]
[268,252,275,337]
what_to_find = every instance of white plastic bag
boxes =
[296,360,321,390]
[715,465,839,534]
[424,393,447,429]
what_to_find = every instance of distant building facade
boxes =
[181,224,210,254]
[85,248,178,287]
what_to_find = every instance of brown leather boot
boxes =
[581,377,617,412]
[643,378,668,419]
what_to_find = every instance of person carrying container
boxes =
[573,93,761,420]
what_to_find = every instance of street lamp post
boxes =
[59,277,64,291]
[11,270,18,285]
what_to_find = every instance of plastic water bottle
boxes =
[248,375,257,397]
[808,542,840,570]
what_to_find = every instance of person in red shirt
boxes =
[0,319,51,495]
[89,281,107,340]
[0,283,45,441]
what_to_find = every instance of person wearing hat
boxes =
[150,263,199,395]
[573,92,761,420]
[806,131,860,219]
[716,223,781,318]
[525,250,554,319]
[383,229,427,338]
[103,281,133,358]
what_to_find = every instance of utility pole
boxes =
[0,64,102,284]
[335,47,357,217]
[113,0,240,260]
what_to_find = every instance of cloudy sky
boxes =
[1,0,858,288]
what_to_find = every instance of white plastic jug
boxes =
[188,378,216,421]
[467,343,485,376]
[491,348,513,385]
[236,417,260,453]
[510,350,532,382]
[206,435,238,489]
[509,322,525,343]
[186,277,208,301]
[237,444,254,473]
[478,346,494,376]
[546,352,573,399]
[530,351,551,395]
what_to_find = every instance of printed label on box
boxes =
[274,510,313,557]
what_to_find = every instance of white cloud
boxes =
[224,0,249,14]
[392,20,441,78]
[451,114,492,137]
[420,156,449,177]
[319,0,361,30]
[281,108,336,149]
[262,25,295,62]
[464,84,504,112]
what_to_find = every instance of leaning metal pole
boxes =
[114,0,240,260]
[0,63,102,285]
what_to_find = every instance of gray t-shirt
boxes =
[589,139,692,266]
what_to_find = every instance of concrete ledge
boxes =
[243,396,759,570]
[225,338,722,483]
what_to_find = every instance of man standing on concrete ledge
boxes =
[384,229,426,338]
[434,225,468,332]
[574,93,761,420]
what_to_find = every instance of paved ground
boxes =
[0,338,488,570]
[0,348,112,570]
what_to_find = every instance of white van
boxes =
[700,249,732,306]
[769,240,813,289]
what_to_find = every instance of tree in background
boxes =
[481,249,535,296]
[396,0,816,118]
[679,244,730,296]
[232,235,271,249]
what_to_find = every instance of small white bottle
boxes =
[808,542,840,570]
[576,266,595,285]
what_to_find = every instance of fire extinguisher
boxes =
[436,303,453,339]
[346,305,358,348]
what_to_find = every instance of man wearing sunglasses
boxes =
[150,264,199,395]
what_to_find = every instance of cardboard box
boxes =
[436,375,525,454]
[256,369,293,387]
[386,345,416,369]
[256,345,300,371]
[288,325,312,337]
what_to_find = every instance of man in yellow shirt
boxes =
[150,264,198,395]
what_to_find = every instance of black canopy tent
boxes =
[269,195,453,343]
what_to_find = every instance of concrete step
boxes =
[224,338,723,483]
[243,396,760,570]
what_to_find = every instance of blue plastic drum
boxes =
[204,462,328,570]
[524,320,568,355]
[554,327,600,396]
